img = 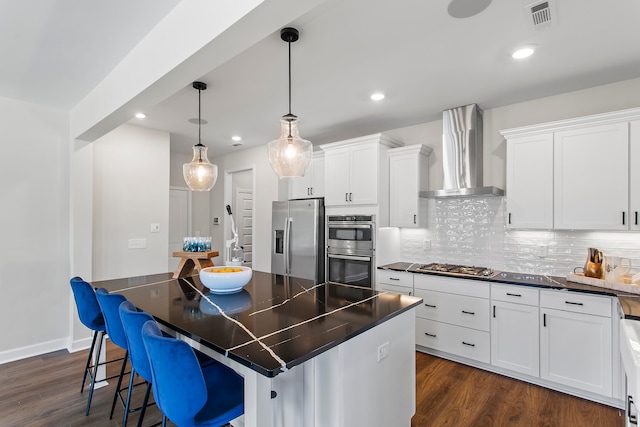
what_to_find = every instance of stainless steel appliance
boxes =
[415,262,499,278]
[271,198,325,282]
[421,104,504,198]
[326,215,375,288]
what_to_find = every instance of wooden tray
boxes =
[566,273,640,295]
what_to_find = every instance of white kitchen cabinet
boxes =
[288,152,325,199]
[540,290,613,397]
[505,133,554,229]
[631,120,640,230]
[490,284,540,377]
[414,274,490,363]
[554,122,629,230]
[321,134,402,207]
[376,269,413,295]
[501,107,640,231]
[388,145,432,228]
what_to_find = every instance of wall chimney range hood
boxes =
[420,104,504,198]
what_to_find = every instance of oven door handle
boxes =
[328,253,371,261]
[327,224,373,229]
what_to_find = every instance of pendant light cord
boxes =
[288,39,292,116]
[198,86,203,160]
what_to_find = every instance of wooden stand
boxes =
[172,250,219,278]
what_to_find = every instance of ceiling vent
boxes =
[525,0,556,30]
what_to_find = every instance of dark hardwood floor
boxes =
[412,352,624,427]
[0,342,625,426]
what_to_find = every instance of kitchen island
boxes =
[94,270,421,427]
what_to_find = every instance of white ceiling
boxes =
[3,0,640,156]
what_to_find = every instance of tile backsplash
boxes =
[398,197,640,276]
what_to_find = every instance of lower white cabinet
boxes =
[414,274,490,363]
[540,290,613,397]
[490,284,540,377]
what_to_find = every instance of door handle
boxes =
[493,305,496,318]
[349,192,353,202]
[508,212,511,225]
[636,211,638,226]
[413,214,416,224]
[345,193,348,202]
[623,211,626,225]
[629,395,638,424]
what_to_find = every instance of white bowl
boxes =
[199,266,252,294]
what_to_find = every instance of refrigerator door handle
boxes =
[284,217,293,274]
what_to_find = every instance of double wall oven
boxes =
[326,215,375,288]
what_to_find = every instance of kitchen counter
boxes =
[379,262,640,320]
[94,270,422,426]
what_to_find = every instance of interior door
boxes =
[169,188,190,271]
[235,189,253,267]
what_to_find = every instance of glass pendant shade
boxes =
[183,143,218,191]
[268,115,312,178]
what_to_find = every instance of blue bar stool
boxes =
[95,288,138,423]
[69,277,124,416]
[141,320,244,427]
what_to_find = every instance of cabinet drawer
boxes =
[414,274,490,298]
[416,318,490,364]
[378,283,413,296]
[415,289,490,331]
[540,290,611,317]
[377,270,413,289]
[491,283,539,306]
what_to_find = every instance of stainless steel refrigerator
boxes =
[271,198,325,282]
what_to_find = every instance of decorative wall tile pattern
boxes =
[399,197,640,276]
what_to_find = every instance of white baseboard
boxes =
[0,338,68,365]
[68,336,94,353]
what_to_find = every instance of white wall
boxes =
[0,97,70,361]
[92,124,170,280]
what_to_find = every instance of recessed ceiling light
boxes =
[370,93,385,101]
[135,112,146,119]
[512,45,537,59]
[232,135,242,142]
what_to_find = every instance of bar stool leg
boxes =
[81,330,99,393]
[85,330,106,416]
[110,350,129,419]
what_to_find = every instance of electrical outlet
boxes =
[536,243,548,258]
[150,223,160,233]
[423,240,431,251]
[128,238,147,249]
[377,341,390,362]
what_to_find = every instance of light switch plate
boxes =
[128,238,147,249]
[150,223,160,233]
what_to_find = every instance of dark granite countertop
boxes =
[379,262,640,320]
[93,270,422,377]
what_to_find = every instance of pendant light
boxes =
[183,81,218,191]
[268,27,312,178]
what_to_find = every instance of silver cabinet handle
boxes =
[349,192,353,202]
[345,193,349,202]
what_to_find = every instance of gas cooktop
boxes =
[415,263,499,278]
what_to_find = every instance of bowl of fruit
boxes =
[199,266,252,294]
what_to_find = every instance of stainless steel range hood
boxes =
[420,104,504,198]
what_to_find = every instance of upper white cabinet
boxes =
[501,107,640,230]
[631,120,640,230]
[288,152,325,199]
[320,134,402,207]
[554,123,628,230]
[388,145,432,228]
[505,133,554,229]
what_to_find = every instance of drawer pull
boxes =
[424,332,437,338]
[461,310,475,315]
[629,395,638,425]
[462,341,475,347]
[506,292,522,297]
[565,301,584,306]
[389,277,400,281]
[424,303,436,308]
